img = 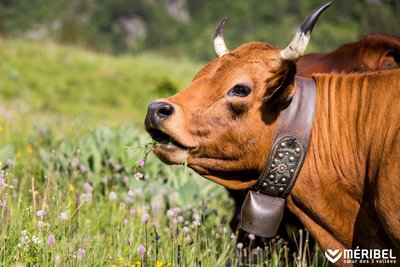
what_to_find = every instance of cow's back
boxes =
[310,69,400,251]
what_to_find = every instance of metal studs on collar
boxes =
[254,136,305,197]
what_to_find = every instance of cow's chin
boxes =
[153,143,188,165]
[204,175,257,190]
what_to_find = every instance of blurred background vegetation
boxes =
[0,0,399,62]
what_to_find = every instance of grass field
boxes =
[0,38,327,266]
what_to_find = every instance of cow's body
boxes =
[298,34,400,77]
[291,70,400,259]
[145,4,400,265]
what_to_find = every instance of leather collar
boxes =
[240,76,316,237]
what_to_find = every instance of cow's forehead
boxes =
[194,42,280,81]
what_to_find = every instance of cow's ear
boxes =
[263,60,296,106]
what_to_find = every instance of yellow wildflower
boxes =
[156,261,163,267]
[69,185,75,192]
[27,145,34,155]
[16,151,22,158]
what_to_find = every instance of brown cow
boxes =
[145,3,400,266]
[228,34,400,246]
[298,33,400,77]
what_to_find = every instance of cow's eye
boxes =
[228,85,251,97]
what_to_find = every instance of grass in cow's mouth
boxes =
[147,128,187,149]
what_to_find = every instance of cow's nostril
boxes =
[145,101,175,129]
[157,104,174,117]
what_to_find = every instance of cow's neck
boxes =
[287,73,377,251]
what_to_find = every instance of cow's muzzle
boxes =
[144,101,175,129]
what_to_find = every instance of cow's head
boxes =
[145,3,330,190]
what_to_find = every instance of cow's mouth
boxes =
[147,129,190,164]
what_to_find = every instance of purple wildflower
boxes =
[83,182,93,193]
[38,220,44,229]
[138,159,145,168]
[221,226,228,235]
[142,213,149,223]
[109,191,117,201]
[79,164,86,173]
[47,234,56,246]
[248,234,255,241]
[137,244,146,255]
[237,242,244,249]
[77,248,85,260]
[60,212,68,221]
[36,209,46,217]
[6,159,13,168]
[166,209,174,218]
[0,177,5,188]
[130,209,137,216]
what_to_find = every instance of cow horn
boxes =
[280,2,331,61]
[214,17,229,58]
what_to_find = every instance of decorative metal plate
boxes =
[253,135,305,198]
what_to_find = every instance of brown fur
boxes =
[146,40,400,266]
[298,34,400,77]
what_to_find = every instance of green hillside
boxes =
[0,38,200,126]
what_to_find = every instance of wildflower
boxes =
[182,227,189,233]
[114,164,122,172]
[134,172,144,180]
[21,230,27,236]
[142,213,149,223]
[109,191,117,201]
[69,185,75,192]
[248,234,255,241]
[230,233,236,239]
[0,177,4,188]
[221,226,227,235]
[47,234,56,246]
[36,209,46,217]
[77,248,85,260]
[60,212,68,221]
[166,209,174,218]
[236,242,244,249]
[123,219,128,225]
[172,207,181,214]
[83,193,93,203]
[156,261,163,267]
[123,176,129,184]
[83,182,93,193]
[130,209,137,216]
[119,202,126,208]
[138,159,145,168]
[71,158,79,167]
[38,221,44,229]
[159,188,168,196]
[185,235,191,242]
[79,164,86,173]
[177,216,184,223]
[6,159,13,168]
[137,244,146,255]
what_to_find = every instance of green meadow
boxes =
[0,38,327,266]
